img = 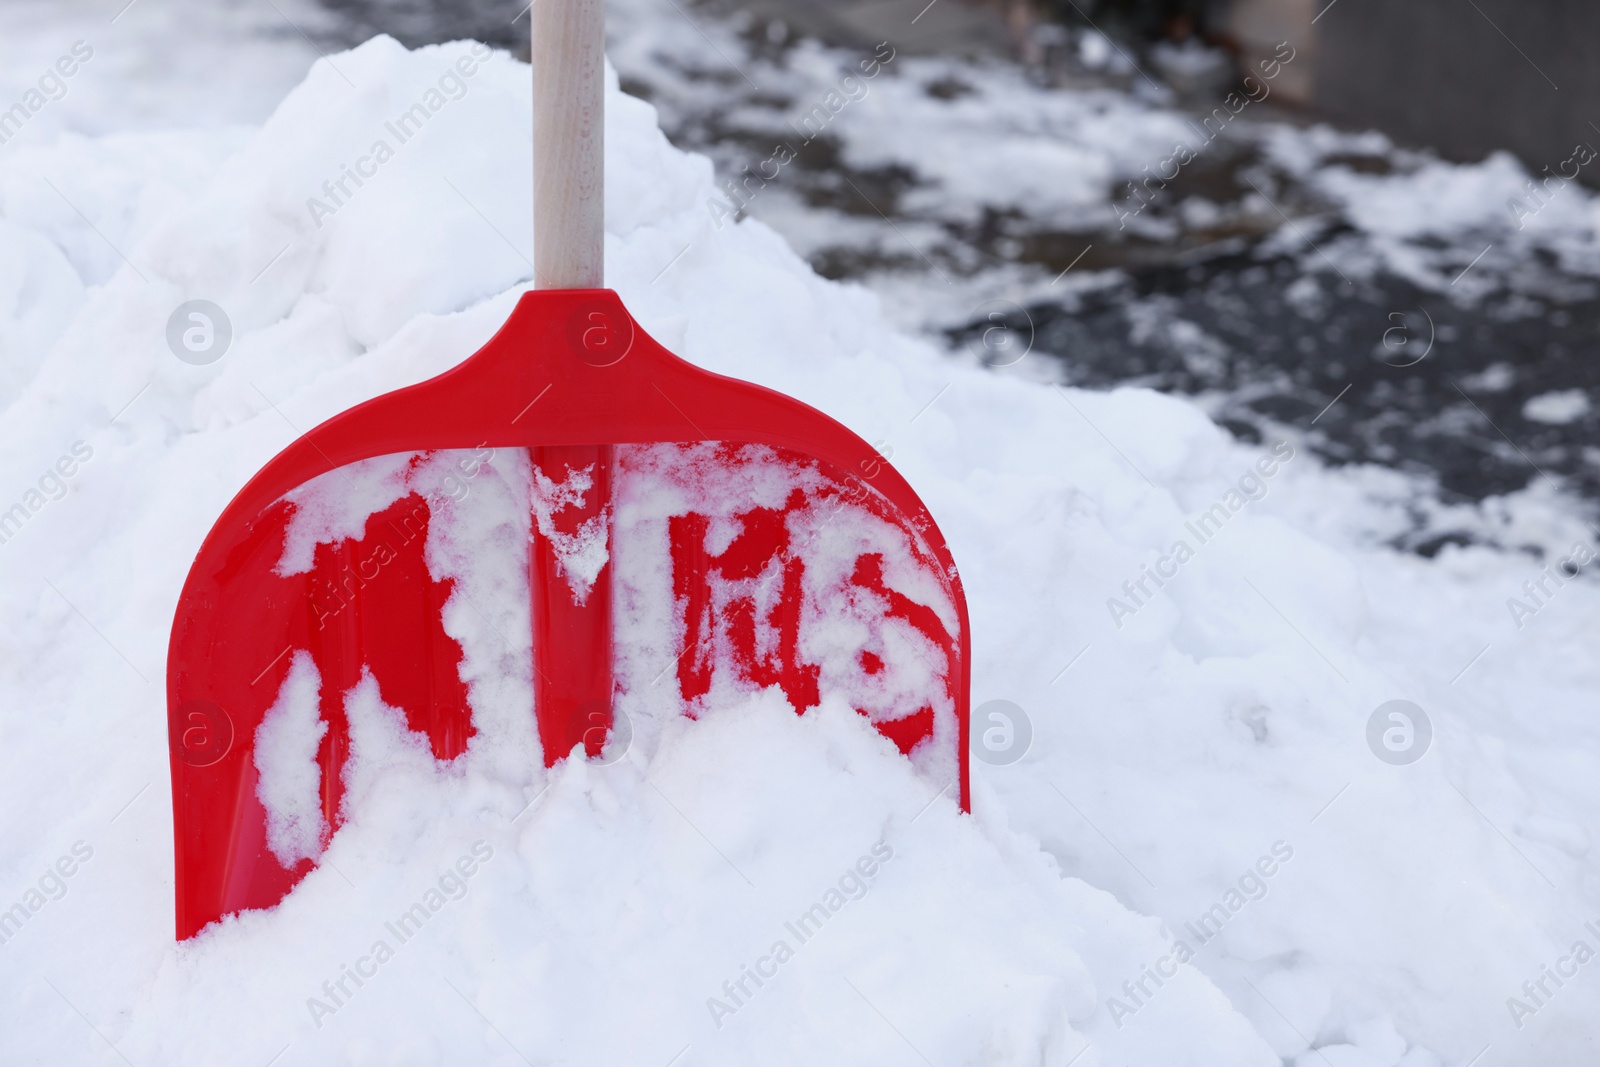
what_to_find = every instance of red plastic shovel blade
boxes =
[166,289,971,940]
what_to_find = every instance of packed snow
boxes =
[0,15,1597,1067]
[529,460,610,603]
[257,650,331,867]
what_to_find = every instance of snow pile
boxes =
[0,29,1597,1067]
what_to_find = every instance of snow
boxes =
[0,16,1597,1067]
[0,0,325,139]
[1266,131,1600,294]
[610,440,961,783]
[1523,389,1591,426]
[529,460,610,603]
[256,651,330,867]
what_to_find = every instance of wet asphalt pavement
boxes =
[308,0,1599,541]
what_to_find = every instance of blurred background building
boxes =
[1219,0,1596,182]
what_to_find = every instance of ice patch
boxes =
[254,651,328,866]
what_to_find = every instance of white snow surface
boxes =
[529,461,611,604]
[256,650,330,867]
[0,28,1596,1067]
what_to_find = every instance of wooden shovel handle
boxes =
[533,0,605,289]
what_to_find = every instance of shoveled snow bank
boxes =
[0,30,1596,1067]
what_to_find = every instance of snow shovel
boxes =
[165,0,970,941]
